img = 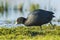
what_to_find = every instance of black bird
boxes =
[17,9,55,30]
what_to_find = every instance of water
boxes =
[0,0,30,27]
[0,0,60,27]
[0,9,60,27]
[0,9,29,27]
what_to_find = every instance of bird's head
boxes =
[17,17,26,24]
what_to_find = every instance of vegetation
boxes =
[57,18,60,23]
[5,1,8,12]
[30,3,40,12]
[18,3,23,12]
[0,25,60,40]
[0,2,4,12]
[0,1,8,12]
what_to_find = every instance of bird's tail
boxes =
[53,15,55,17]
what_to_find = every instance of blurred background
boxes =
[0,0,60,27]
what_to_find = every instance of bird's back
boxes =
[24,9,54,26]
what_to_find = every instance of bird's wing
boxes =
[24,14,37,26]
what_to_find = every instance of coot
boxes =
[17,9,55,29]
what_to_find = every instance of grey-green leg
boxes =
[40,26,42,30]
[50,22,55,29]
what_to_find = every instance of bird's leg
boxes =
[40,26,42,30]
[50,22,54,29]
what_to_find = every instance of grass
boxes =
[0,25,60,40]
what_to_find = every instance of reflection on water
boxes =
[0,0,30,27]
[0,9,29,27]
[0,0,60,27]
[52,22,60,26]
[0,9,60,27]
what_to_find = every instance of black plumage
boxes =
[17,9,55,27]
